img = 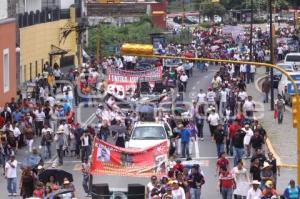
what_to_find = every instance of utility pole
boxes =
[249,0,253,61]
[269,0,274,111]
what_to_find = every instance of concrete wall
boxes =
[0,0,8,20]
[20,19,77,82]
[0,18,17,106]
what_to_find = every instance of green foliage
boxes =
[200,0,226,19]
[87,17,159,57]
[199,22,211,29]
[166,29,193,44]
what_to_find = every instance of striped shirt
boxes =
[34,111,45,122]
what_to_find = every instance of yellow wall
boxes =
[20,19,77,82]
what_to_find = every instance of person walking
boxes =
[275,94,285,124]
[243,96,255,119]
[195,106,205,141]
[246,180,262,199]
[80,131,92,163]
[213,124,226,158]
[232,160,250,199]
[178,124,191,160]
[219,166,235,199]
[54,127,67,166]
[20,167,35,199]
[283,179,300,199]
[207,108,220,139]
[232,129,246,166]
[82,159,90,197]
[188,164,205,199]
[5,155,18,196]
[261,77,271,103]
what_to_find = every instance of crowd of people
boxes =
[0,22,299,198]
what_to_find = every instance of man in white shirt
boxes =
[246,180,262,199]
[12,122,21,151]
[243,96,255,118]
[207,88,216,106]
[220,87,228,115]
[46,94,56,107]
[207,108,220,138]
[5,155,17,196]
[180,73,188,91]
[197,89,207,106]
[35,107,46,136]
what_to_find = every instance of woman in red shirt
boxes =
[216,152,230,175]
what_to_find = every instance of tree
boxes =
[87,17,160,57]
[200,0,226,19]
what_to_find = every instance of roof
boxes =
[49,45,70,56]
[0,18,15,25]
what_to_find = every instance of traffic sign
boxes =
[287,83,300,95]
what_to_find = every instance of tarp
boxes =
[90,138,168,177]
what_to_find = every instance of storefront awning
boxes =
[49,45,70,56]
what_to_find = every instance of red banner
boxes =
[90,138,169,177]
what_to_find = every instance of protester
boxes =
[5,155,18,196]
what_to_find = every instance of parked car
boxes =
[126,121,172,149]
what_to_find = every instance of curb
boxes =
[255,75,297,169]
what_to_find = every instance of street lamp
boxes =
[249,0,253,61]
[269,0,275,111]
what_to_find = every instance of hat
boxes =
[37,165,43,170]
[251,180,261,185]
[63,179,70,185]
[262,162,271,169]
[265,180,273,188]
[172,180,178,184]
[57,127,64,134]
[178,124,184,129]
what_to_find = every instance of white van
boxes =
[284,53,300,71]
[277,71,300,106]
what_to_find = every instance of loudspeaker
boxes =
[92,183,110,199]
[128,184,145,199]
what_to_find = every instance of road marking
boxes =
[82,113,96,127]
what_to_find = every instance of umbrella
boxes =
[45,188,73,199]
[38,169,73,185]
[22,154,41,169]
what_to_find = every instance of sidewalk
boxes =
[248,67,296,166]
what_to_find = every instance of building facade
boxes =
[0,18,17,106]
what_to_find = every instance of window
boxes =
[3,48,9,93]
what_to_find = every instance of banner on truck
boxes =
[90,138,168,177]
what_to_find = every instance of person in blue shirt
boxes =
[12,108,22,123]
[178,123,191,160]
[283,179,300,199]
